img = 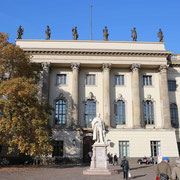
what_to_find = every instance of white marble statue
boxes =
[92,113,105,143]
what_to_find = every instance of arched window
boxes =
[85,99,96,126]
[144,100,154,125]
[115,100,125,125]
[55,98,66,125]
[170,103,179,128]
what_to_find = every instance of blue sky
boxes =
[1,0,180,53]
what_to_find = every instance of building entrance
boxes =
[83,136,94,163]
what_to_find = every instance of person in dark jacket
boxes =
[121,156,130,180]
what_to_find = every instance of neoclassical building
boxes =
[16,39,180,161]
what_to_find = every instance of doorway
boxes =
[83,136,94,163]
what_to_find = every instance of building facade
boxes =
[16,40,180,161]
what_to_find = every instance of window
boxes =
[115,75,124,85]
[119,141,129,158]
[150,141,160,157]
[55,99,66,125]
[53,141,63,157]
[168,80,176,91]
[85,74,96,85]
[143,75,152,86]
[115,100,125,125]
[170,103,179,128]
[57,74,66,85]
[85,100,96,126]
[144,101,154,125]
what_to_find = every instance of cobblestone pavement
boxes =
[0,163,163,180]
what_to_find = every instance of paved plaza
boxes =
[0,163,159,180]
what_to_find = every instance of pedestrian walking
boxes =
[156,157,171,180]
[113,153,118,166]
[121,156,130,180]
[172,158,180,180]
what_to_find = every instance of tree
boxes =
[0,33,53,156]
[0,32,39,82]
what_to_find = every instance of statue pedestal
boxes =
[83,143,116,175]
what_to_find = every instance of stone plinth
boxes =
[83,143,116,175]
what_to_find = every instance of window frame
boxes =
[143,100,154,125]
[84,99,96,127]
[143,75,152,86]
[150,141,160,157]
[55,97,66,125]
[52,141,63,157]
[56,74,67,85]
[115,100,126,125]
[170,103,179,128]
[85,74,96,86]
[168,80,176,91]
[115,75,125,86]
[119,141,129,158]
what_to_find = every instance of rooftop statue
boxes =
[158,28,164,42]
[131,27,137,41]
[103,26,109,41]
[17,25,24,39]
[45,25,51,40]
[72,27,78,40]
[92,113,105,144]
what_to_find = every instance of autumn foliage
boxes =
[0,33,53,156]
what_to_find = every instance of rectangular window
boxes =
[143,75,152,86]
[168,80,176,91]
[115,75,124,85]
[57,74,66,85]
[85,74,96,85]
[150,141,160,157]
[53,141,63,157]
[119,141,129,158]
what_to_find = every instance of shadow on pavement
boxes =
[130,165,153,170]
[131,174,147,179]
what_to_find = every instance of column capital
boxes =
[42,62,50,71]
[159,64,169,73]
[102,63,111,71]
[71,62,80,70]
[131,63,141,72]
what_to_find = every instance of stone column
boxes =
[159,65,171,128]
[41,62,50,105]
[71,63,80,127]
[102,63,111,127]
[131,63,141,128]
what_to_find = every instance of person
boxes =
[88,151,92,164]
[113,153,118,166]
[107,152,111,164]
[156,157,171,180]
[92,113,105,143]
[121,156,130,180]
[172,158,180,180]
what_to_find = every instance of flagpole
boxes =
[90,4,92,40]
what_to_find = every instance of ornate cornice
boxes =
[71,62,80,70]
[143,94,155,102]
[131,63,141,72]
[114,94,126,103]
[41,62,50,72]
[24,49,171,57]
[159,64,168,73]
[102,63,111,71]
